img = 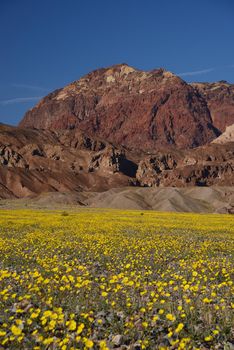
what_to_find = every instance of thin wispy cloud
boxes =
[177,68,214,77]
[11,83,49,92]
[0,96,43,105]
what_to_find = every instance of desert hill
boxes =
[1,187,234,214]
[0,122,233,199]
[0,124,132,198]
[1,64,234,209]
[20,64,222,150]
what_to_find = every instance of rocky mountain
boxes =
[0,123,134,198]
[0,123,233,199]
[191,81,234,132]
[1,64,234,202]
[19,64,220,150]
[135,143,234,187]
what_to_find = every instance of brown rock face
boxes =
[19,64,219,150]
[2,64,234,201]
[135,144,234,187]
[191,81,234,132]
[0,124,134,198]
[0,124,233,199]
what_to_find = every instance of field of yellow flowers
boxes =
[0,209,233,349]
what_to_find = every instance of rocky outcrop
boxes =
[19,64,219,150]
[191,81,234,132]
[0,145,27,167]
[212,124,234,144]
[0,124,133,198]
[136,144,234,187]
[0,124,233,199]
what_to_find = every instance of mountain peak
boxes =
[19,63,233,149]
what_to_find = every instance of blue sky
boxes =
[0,0,234,126]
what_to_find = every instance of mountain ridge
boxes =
[19,63,224,150]
[0,122,233,199]
[0,64,233,203]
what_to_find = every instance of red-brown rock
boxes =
[0,123,233,199]
[19,64,219,150]
[191,81,234,132]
